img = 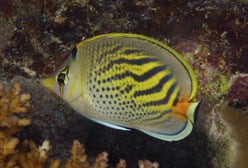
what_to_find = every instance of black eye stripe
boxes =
[57,73,65,83]
[57,78,64,83]
[71,47,77,59]
[57,66,69,85]
[58,73,65,78]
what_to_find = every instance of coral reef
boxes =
[1,0,248,167]
[228,73,248,109]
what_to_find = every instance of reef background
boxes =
[0,0,248,167]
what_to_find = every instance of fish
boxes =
[42,33,200,141]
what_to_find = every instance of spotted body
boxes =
[42,33,200,141]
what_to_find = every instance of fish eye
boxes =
[57,73,69,86]
[56,66,69,96]
[57,66,69,86]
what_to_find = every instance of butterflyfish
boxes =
[42,33,200,141]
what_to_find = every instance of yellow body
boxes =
[42,33,200,141]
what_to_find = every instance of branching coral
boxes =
[17,140,53,168]
[65,140,89,168]
[0,82,32,167]
[65,139,108,168]
[138,160,159,168]
[116,159,127,168]
[64,140,158,168]
[0,139,58,168]
[0,83,31,138]
[0,137,19,160]
[91,151,108,168]
[0,137,159,168]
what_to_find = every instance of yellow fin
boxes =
[140,102,200,141]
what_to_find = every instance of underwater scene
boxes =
[0,0,248,167]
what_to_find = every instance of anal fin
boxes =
[91,118,131,131]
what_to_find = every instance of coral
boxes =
[64,140,156,168]
[91,151,108,168]
[64,140,158,168]
[64,139,89,168]
[116,159,127,168]
[0,15,14,51]
[0,136,160,168]
[0,137,19,160]
[65,139,108,168]
[228,73,248,108]
[48,159,61,168]
[3,0,248,167]
[0,139,58,168]
[0,83,31,138]
[0,82,32,167]
[138,160,159,168]
[174,42,230,103]
[17,139,53,168]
